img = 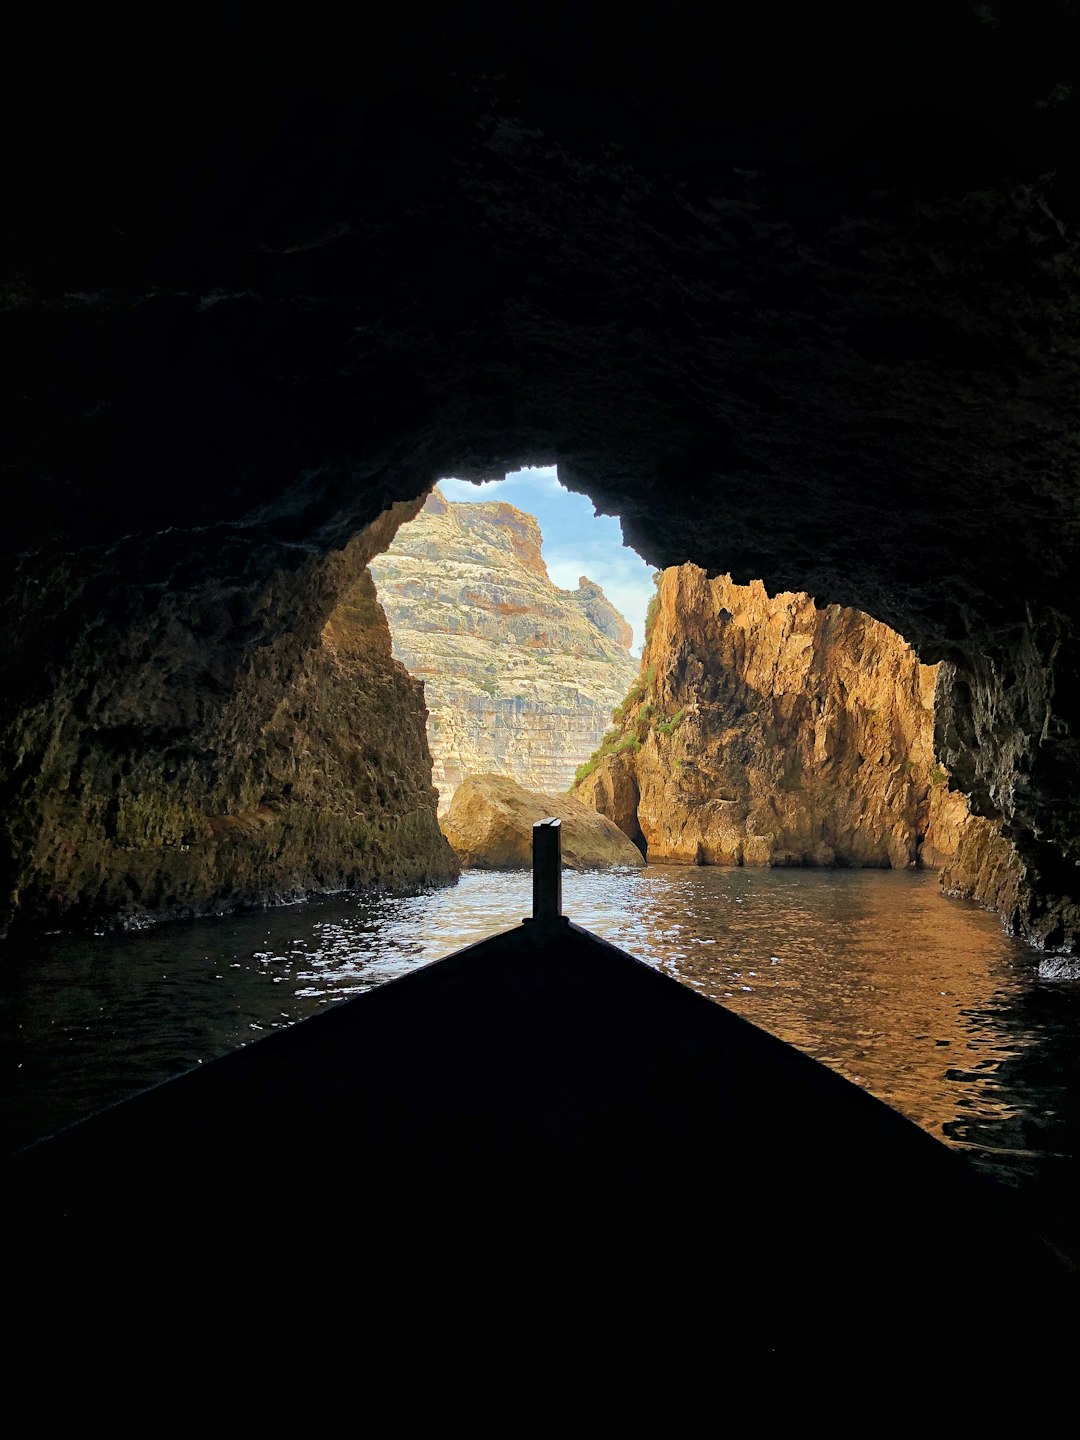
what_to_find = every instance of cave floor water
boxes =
[4,866,1079,1258]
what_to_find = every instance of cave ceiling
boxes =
[2,4,1077,647]
[3,3,1080,941]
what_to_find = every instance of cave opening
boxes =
[362,465,980,883]
[369,465,655,821]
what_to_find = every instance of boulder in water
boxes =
[441,775,645,870]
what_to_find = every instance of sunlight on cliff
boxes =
[573,564,980,877]
[369,468,650,813]
[438,468,656,656]
[366,468,985,887]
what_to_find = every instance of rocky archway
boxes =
[3,6,1079,945]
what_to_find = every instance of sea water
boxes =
[3,866,1078,1254]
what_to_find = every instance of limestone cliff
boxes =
[370,488,639,811]
[2,501,456,932]
[576,566,973,870]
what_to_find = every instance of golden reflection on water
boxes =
[581,866,1032,1145]
[294,865,1075,1196]
[4,866,1077,1235]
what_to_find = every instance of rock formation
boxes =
[940,815,1027,933]
[441,775,645,870]
[576,566,977,871]
[0,502,456,932]
[4,8,1080,946]
[370,488,638,810]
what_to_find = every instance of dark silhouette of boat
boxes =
[9,820,1075,1360]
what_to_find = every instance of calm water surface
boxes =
[3,867,1078,1250]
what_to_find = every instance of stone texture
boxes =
[941,814,1026,931]
[370,488,637,810]
[441,775,646,871]
[934,640,1080,949]
[0,502,456,932]
[4,8,1080,945]
[577,566,974,870]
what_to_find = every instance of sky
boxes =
[438,467,657,655]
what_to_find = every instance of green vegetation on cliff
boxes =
[573,666,685,787]
[574,564,975,873]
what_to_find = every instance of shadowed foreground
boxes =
[11,908,1074,1364]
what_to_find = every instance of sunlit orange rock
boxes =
[441,774,644,870]
[577,565,977,871]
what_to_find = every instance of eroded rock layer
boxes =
[576,566,975,871]
[0,503,456,932]
[370,488,638,810]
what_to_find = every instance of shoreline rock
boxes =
[440,775,645,871]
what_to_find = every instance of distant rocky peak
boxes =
[420,486,550,582]
[573,576,634,655]
[462,499,548,580]
[424,484,452,517]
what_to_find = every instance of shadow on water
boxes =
[3,865,1078,1253]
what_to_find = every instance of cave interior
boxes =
[3,3,1080,949]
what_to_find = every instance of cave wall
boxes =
[934,623,1080,945]
[3,5,1080,943]
[0,501,455,932]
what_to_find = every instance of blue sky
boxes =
[438,467,657,655]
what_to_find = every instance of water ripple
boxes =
[3,866,1079,1251]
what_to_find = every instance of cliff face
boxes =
[370,488,639,810]
[2,502,456,932]
[576,565,974,870]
